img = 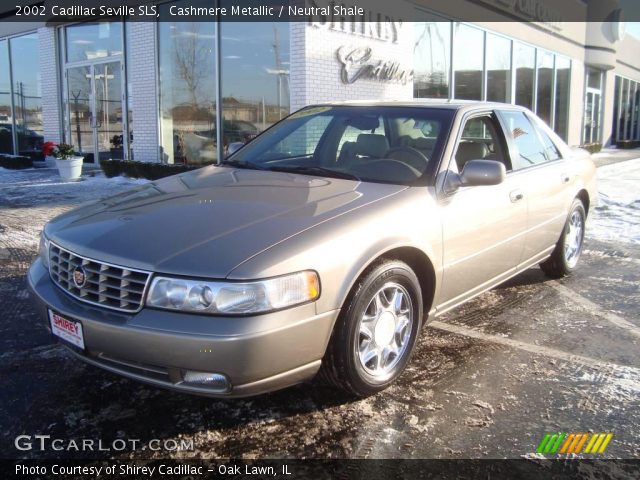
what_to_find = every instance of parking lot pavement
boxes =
[0,160,638,463]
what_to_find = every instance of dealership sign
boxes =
[336,46,413,85]
[309,0,404,43]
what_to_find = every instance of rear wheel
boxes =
[319,260,422,397]
[540,199,586,278]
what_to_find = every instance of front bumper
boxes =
[27,259,338,397]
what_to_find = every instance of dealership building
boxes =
[1,0,640,165]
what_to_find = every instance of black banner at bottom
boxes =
[4,459,640,480]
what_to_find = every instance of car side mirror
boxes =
[226,142,245,157]
[460,159,506,187]
[445,159,506,194]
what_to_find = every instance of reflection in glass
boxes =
[10,33,43,159]
[486,34,511,102]
[66,22,123,63]
[125,22,134,160]
[0,40,12,154]
[453,24,483,100]
[622,78,630,141]
[514,43,535,110]
[554,57,571,141]
[536,50,554,125]
[414,21,450,99]
[220,21,290,155]
[67,65,92,158]
[612,76,621,142]
[159,1,217,165]
[94,62,124,162]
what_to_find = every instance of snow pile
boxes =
[590,158,640,245]
[0,168,149,206]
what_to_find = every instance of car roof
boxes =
[308,99,527,113]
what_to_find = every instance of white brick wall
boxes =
[38,27,61,144]
[128,22,160,162]
[290,21,414,111]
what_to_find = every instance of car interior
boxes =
[454,115,512,173]
[331,115,441,182]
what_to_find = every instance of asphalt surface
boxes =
[0,159,638,467]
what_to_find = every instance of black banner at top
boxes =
[1,0,640,23]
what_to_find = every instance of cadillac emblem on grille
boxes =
[72,266,86,288]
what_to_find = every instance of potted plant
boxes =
[41,141,57,168]
[43,142,84,181]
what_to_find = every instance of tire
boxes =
[318,260,423,397]
[540,198,586,278]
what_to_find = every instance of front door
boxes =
[66,60,125,162]
[438,113,527,312]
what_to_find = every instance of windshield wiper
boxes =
[220,159,266,170]
[266,165,360,181]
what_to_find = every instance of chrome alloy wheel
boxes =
[564,210,584,268]
[356,282,414,378]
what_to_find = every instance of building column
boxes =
[38,27,62,144]
[128,22,160,162]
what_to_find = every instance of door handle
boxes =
[510,190,524,203]
[561,173,570,184]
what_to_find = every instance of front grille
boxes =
[49,243,151,312]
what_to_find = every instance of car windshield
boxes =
[224,106,454,185]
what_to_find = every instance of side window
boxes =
[455,115,509,172]
[536,128,562,161]
[499,111,549,169]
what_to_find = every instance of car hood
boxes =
[46,166,406,278]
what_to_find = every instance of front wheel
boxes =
[540,198,586,278]
[318,260,422,397]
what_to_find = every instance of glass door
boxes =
[67,65,93,160]
[94,61,124,162]
[583,89,601,144]
[66,61,124,163]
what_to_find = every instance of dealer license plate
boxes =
[48,310,85,349]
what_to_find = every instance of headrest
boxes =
[456,142,488,163]
[356,134,389,157]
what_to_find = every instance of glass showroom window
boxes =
[159,0,217,165]
[414,20,451,99]
[486,33,511,103]
[514,42,535,110]
[66,22,123,63]
[613,76,640,143]
[453,23,484,100]
[0,39,12,154]
[219,20,290,155]
[554,56,571,141]
[11,33,43,159]
[0,33,43,159]
[536,50,554,126]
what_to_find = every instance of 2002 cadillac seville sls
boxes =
[28,102,597,398]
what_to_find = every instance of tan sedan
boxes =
[28,102,596,397]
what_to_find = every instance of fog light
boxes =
[182,371,230,392]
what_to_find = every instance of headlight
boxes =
[146,271,320,315]
[39,231,50,270]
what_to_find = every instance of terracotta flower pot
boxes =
[55,156,84,181]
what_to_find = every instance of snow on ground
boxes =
[0,167,148,206]
[0,168,149,250]
[590,158,640,245]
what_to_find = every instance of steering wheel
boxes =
[383,146,429,172]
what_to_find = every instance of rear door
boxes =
[496,110,570,264]
[438,112,527,311]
